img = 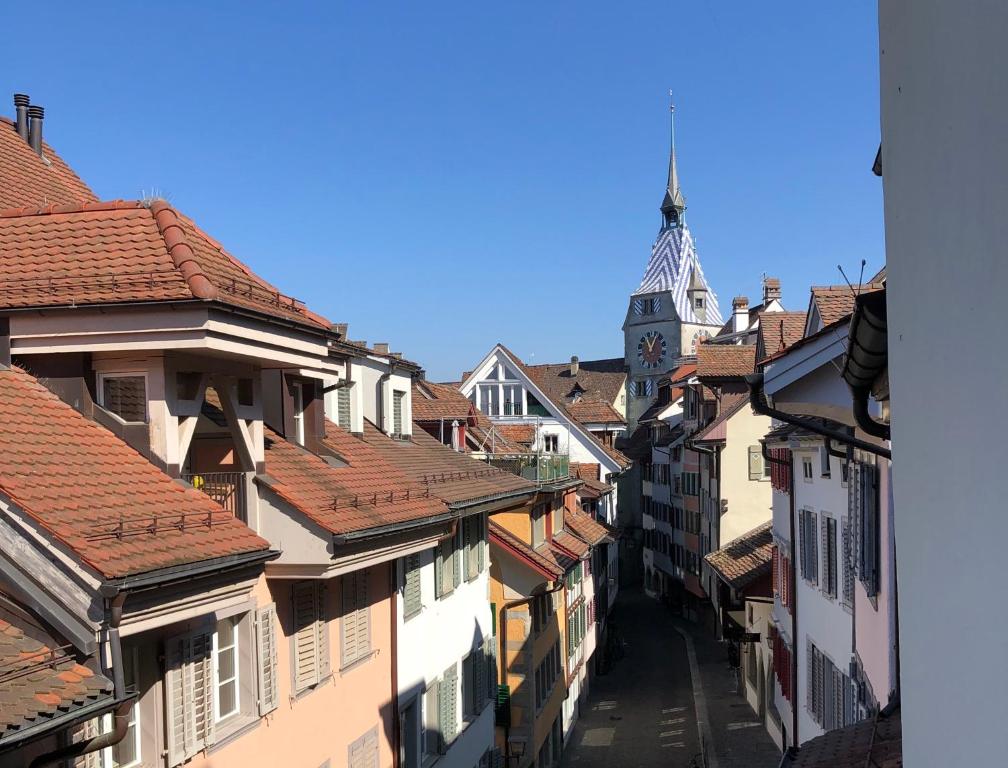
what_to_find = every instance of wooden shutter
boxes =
[820,517,830,595]
[317,582,331,679]
[165,633,191,767]
[798,512,807,580]
[355,570,370,658]
[424,683,440,756]
[863,463,880,596]
[293,582,320,691]
[342,573,359,666]
[256,603,279,715]
[477,514,486,573]
[452,530,461,590]
[748,446,762,480]
[404,554,422,618]
[434,541,444,599]
[438,665,458,750]
[810,511,819,586]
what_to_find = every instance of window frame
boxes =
[291,379,305,446]
[97,371,149,423]
[212,615,241,723]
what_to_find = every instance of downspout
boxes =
[761,443,798,748]
[500,582,565,768]
[30,595,132,768]
[745,373,890,460]
[850,389,890,440]
[390,561,400,768]
[378,364,394,435]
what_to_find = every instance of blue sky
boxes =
[2,2,882,380]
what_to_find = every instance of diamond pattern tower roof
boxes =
[633,224,723,326]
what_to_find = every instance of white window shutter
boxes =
[293,582,320,691]
[256,603,279,715]
[434,542,444,599]
[164,633,192,766]
[821,517,829,594]
[452,530,462,589]
[192,630,215,749]
[474,645,486,712]
[748,446,762,480]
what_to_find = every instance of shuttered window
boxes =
[337,386,352,431]
[348,726,379,768]
[841,516,855,608]
[435,533,458,599]
[439,663,459,748]
[423,682,440,758]
[799,509,818,585]
[822,517,838,599]
[292,581,330,693]
[393,390,405,436]
[748,446,763,480]
[462,515,485,583]
[855,459,881,597]
[403,554,422,619]
[341,570,371,667]
[165,630,215,766]
[256,604,279,715]
[462,642,491,719]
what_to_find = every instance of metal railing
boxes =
[475,452,570,484]
[183,471,247,521]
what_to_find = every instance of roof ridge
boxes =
[147,200,219,301]
[0,199,141,220]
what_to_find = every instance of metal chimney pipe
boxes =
[13,94,29,142]
[27,105,44,156]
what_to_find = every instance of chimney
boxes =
[331,322,348,339]
[13,94,29,142]
[570,356,579,376]
[373,342,390,355]
[27,105,43,156]
[732,296,749,334]
[763,277,782,306]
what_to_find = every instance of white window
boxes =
[543,434,559,453]
[291,380,305,446]
[98,373,147,422]
[213,616,239,722]
[802,457,814,482]
[478,384,499,416]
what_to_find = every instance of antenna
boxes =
[837,259,868,299]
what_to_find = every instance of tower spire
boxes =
[661,93,686,228]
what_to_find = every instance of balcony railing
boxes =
[474,452,570,484]
[183,471,247,522]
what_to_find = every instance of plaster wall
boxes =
[719,408,773,546]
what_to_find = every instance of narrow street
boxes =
[561,590,780,768]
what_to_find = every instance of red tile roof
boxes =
[566,399,624,424]
[571,463,600,483]
[0,367,270,579]
[361,423,536,507]
[493,424,536,447]
[412,381,475,422]
[0,200,329,331]
[756,311,806,357]
[0,611,114,744]
[523,357,626,410]
[0,117,97,209]
[703,522,773,591]
[552,529,589,559]
[695,342,757,379]
[787,706,901,768]
[564,510,614,546]
[489,521,563,580]
[260,422,448,536]
[810,284,883,328]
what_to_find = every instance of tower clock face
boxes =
[637,331,667,368]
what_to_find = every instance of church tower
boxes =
[623,105,724,430]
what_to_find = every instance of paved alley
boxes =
[561,591,780,768]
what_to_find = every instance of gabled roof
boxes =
[808,284,884,331]
[756,311,806,359]
[0,200,329,331]
[564,510,615,546]
[703,521,773,591]
[489,521,563,580]
[0,367,270,579]
[0,607,114,748]
[552,529,589,560]
[361,423,536,507]
[566,398,624,424]
[523,357,626,412]
[693,393,750,443]
[259,421,448,536]
[412,381,475,423]
[695,342,757,379]
[0,116,97,209]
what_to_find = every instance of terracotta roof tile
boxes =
[0,367,271,579]
[412,381,475,422]
[615,424,651,462]
[489,522,563,579]
[810,284,883,328]
[493,424,536,447]
[570,463,600,483]
[695,342,757,379]
[552,529,589,559]
[0,201,328,331]
[756,312,806,357]
[787,706,901,768]
[566,399,624,424]
[564,510,614,546]
[0,116,97,209]
[0,610,113,742]
[703,522,773,590]
[259,421,448,536]
[361,423,536,507]
[524,358,626,410]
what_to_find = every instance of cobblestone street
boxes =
[560,591,780,768]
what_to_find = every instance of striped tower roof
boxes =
[632,223,723,326]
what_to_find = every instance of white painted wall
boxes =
[719,408,773,547]
[879,4,1008,764]
[396,528,494,768]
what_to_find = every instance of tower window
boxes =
[695,297,704,309]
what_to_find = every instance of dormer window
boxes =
[98,373,147,422]
[336,384,352,431]
[290,380,305,446]
[392,389,406,437]
[695,297,704,309]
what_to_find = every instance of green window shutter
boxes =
[452,530,461,590]
[434,542,444,600]
[490,602,497,637]
[462,517,473,582]
[404,554,422,618]
[477,514,486,573]
[474,644,487,711]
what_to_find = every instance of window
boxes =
[802,457,814,482]
[348,726,379,768]
[841,516,854,609]
[402,553,422,619]
[291,582,330,692]
[503,384,523,416]
[87,647,141,767]
[695,297,704,309]
[393,389,406,436]
[799,509,818,585]
[634,379,652,398]
[852,459,881,597]
[337,385,352,431]
[237,377,254,407]
[820,446,831,477]
[463,640,492,719]
[822,516,838,599]
[542,434,559,453]
[213,616,239,722]
[438,663,459,748]
[291,380,305,446]
[806,639,858,731]
[478,384,499,416]
[435,532,460,598]
[99,373,147,422]
[462,514,486,582]
[534,642,561,711]
[341,570,372,668]
[551,507,563,537]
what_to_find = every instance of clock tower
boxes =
[623,106,724,430]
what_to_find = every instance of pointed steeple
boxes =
[661,99,686,228]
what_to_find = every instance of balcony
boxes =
[182,471,248,522]
[474,452,570,484]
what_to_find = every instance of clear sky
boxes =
[1,2,882,381]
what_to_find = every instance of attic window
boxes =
[99,373,147,422]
